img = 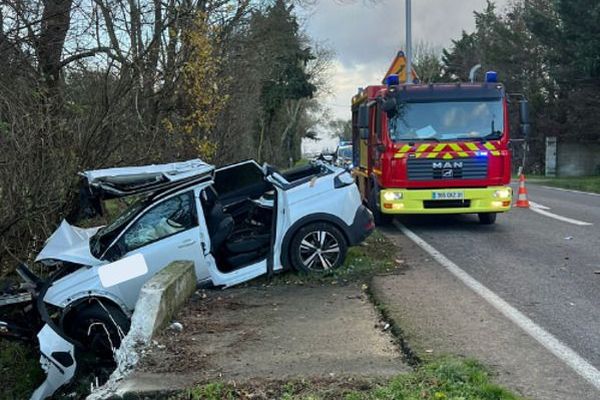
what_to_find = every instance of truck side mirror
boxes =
[382,97,398,118]
[519,100,531,139]
[519,100,530,125]
[358,104,369,129]
[520,123,531,139]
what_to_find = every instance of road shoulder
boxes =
[371,227,599,400]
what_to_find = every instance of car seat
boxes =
[202,188,234,253]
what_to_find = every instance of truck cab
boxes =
[352,73,528,225]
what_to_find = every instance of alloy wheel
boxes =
[298,230,341,271]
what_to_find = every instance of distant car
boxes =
[336,145,353,167]
[3,159,373,399]
[314,152,336,164]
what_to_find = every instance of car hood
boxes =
[35,220,102,266]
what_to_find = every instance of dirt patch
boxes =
[133,283,408,392]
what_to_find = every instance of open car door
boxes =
[203,160,275,287]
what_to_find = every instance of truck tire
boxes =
[368,187,391,226]
[478,213,497,225]
[289,222,348,273]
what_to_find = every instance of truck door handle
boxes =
[178,239,196,249]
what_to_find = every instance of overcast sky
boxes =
[300,0,510,153]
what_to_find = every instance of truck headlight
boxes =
[493,189,511,199]
[383,191,403,201]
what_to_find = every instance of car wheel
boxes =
[478,212,497,225]
[64,302,130,357]
[290,222,348,273]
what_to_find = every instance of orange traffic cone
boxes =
[516,174,530,208]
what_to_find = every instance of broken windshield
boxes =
[90,196,150,258]
[389,99,504,142]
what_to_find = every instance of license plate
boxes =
[432,191,464,200]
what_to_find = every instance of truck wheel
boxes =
[369,188,391,226]
[478,213,497,225]
[289,222,348,273]
[64,302,130,357]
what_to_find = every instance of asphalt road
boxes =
[395,183,600,370]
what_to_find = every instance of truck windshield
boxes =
[389,99,504,142]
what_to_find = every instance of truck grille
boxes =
[407,157,488,181]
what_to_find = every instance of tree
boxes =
[328,119,352,141]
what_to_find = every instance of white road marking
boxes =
[394,220,600,391]
[528,201,550,210]
[542,186,600,197]
[528,203,593,226]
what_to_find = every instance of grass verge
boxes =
[250,229,400,287]
[170,357,523,400]
[0,339,44,400]
[525,175,600,194]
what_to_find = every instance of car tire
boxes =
[478,212,497,225]
[289,222,348,273]
[64,301,130,357]
[368,187,391,226]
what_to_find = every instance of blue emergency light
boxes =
[386,74,400,86]
[485,71,498,83]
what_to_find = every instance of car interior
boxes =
[201,162,331,273]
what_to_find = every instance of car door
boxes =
[108,190,205,307]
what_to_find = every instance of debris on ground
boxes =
[168,322,183,332]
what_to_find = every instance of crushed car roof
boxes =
[81,159,214,197]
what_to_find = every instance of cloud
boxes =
[301,0,510,151]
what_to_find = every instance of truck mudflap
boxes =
[30,324,77,400]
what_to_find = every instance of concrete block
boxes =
[87,260,196,399]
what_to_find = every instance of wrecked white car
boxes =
[0,158,373,399]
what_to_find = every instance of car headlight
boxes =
[383,191,403,201]
[493,189,511,199]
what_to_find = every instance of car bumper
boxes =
[379,186,512,214]
[347,205,375,244]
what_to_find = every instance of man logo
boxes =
[432,161,463,169]
[442,169,454,178]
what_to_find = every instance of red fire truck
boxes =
[351,52,530,225]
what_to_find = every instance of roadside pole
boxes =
[405,0,412,84]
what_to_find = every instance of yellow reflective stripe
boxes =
[427,152,438,158]
[484,142,496,150]
[457,151,469,157]
[394,153,406,159]
[491,150,501,156]
[416,144,430,153]
[433,143,446,152]
[399,144,411,153]
[415,153,425,158]
[449,143,462,151]
[466,142,479,151]
[442,153,453,160]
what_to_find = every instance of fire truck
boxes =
[351,52,530,225]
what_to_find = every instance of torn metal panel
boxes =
[30,324,77,400]
[35,220,101,265]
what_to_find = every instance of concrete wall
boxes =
[551,141,600,177]
[88,260,197,399]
